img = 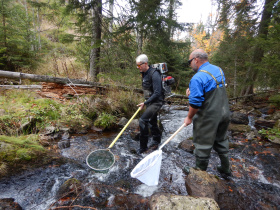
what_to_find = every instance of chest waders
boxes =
[192,69,230,171]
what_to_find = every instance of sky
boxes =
[176,0,217,24]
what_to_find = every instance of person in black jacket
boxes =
[136,54,164,154]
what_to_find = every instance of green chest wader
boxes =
[192,69,230,158]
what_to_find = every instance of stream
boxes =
[0,105,279,209]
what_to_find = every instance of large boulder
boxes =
[254,118,276,130]
[228,123,251,133]
[149,193,219,210]
[178,139,194,153]
[230,112,249,125]
[0,198,22,210]
[184,168,225,200]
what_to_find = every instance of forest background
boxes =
[1,0,279,97]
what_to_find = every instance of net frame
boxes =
[86,107,141,171]
[86,149,115,171]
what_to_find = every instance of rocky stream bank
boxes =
[0,95,280,210]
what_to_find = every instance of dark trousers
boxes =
[139,102,162,149]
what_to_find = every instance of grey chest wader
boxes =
[192,69,230,171]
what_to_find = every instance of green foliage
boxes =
[0,1,41,70]
[58,33,75,44]
[0,134,45,162]
[94,113,116,129]
[268,94,280,108]
[0,90,89,135]
[258,128,280,140]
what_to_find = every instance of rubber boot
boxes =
[217,154,231,178]
[194,157,209,171]
[149,136,161,150]
[138,136,148,155]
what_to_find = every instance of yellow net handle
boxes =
[108,107,141,149]
[159,123,185,150]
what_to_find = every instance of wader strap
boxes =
[200,69,224,88]
[218,68,224,85]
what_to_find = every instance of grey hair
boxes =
[192,51,208,61]
[136,54,148,63]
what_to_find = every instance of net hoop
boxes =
[131,150,162,178]
[86,149,115,171]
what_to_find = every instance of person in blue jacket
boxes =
[184,49,231,178]
[136,54,164,154]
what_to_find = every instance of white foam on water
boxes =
[134,184,159,197]
[258,170,280,188]
[107,194,115,206]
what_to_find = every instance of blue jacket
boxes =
[189,62,226,108]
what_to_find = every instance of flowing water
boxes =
[0,105,279,209]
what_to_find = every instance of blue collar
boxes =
[198,62,210,72]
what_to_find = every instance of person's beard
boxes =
[192,63,198,73]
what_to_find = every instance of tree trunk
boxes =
[136,29,143,55]
[36,0,41,50]
[234,57,237,98]
[167,0,175,39]
[1,0,7,48]
[89,0,102,82]
[109,0,113,33]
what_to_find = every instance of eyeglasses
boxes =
[137,63,145,68]
[188,57,195,66]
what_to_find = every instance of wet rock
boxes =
[248,109,262,117]
[245,131,258,141]
[53,132,62,140]
[228,123,251,133]
[254,118,276,130]
[184,168,225,200]
[130,130,140,141]
[20,116,39,134]
[270,111,280,121]
[107,193,149,209]
[178,139,194,153]
[56,178,82,199]
[58,139,70,149]
[230,112,249,125]
[61,131,70,140]
[118,117,128,126]
[258,107,270,114]
[118,118,139,129]
[129,119,139,129]
[149,193,219,210]
[77,129,88,134]
[0,198,22,210]
[40,126,56,135]
[38,134,53,146]
[91,125,103,132]
[267,136,280,144]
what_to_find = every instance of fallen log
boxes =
[0,85,42,89]
[0,70,143,93]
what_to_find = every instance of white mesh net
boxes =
[130,150,162,186]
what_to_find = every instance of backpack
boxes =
[151,63,175,97]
